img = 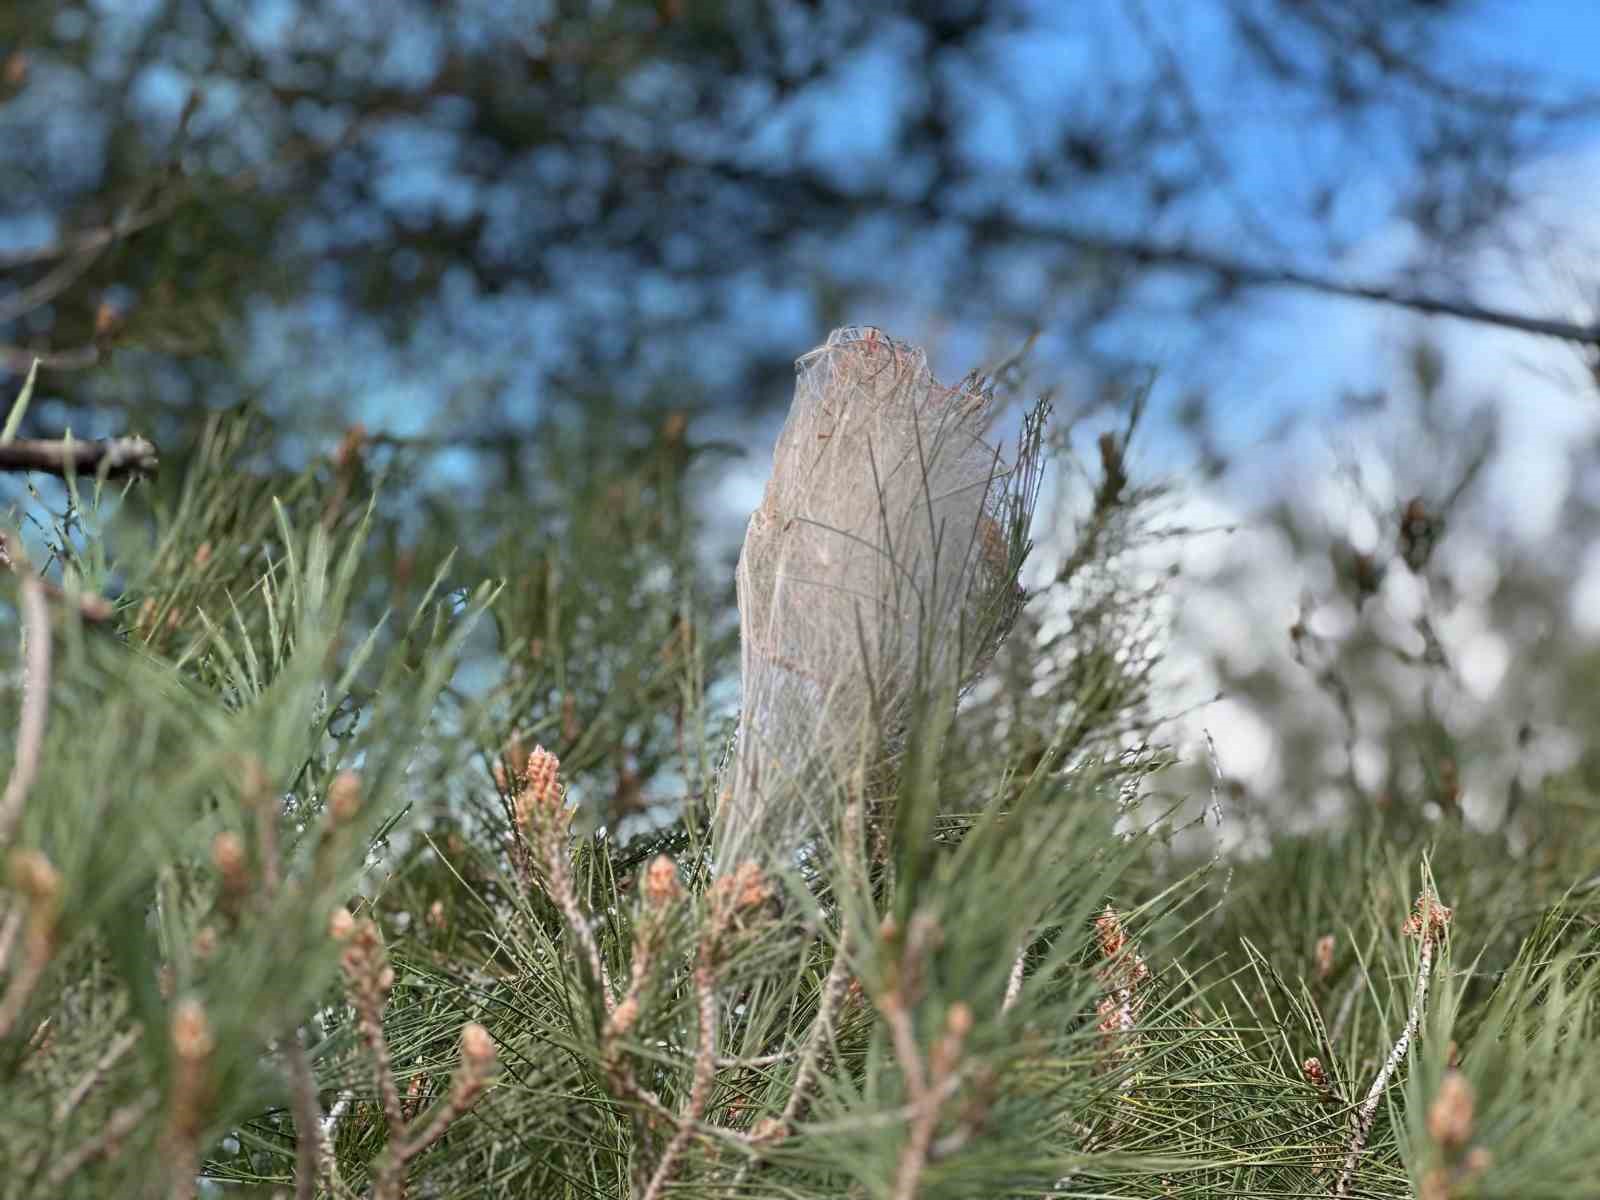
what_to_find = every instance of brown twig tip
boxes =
[607,994,642,1042]
[211,831,250,920]
[641,893,728,1200]
[1092,906,1150,1088]
[329,906,356,942]
[339,915,406,1149]
[171,999,215,1062]
[459,1021,497,1076]
[8,848,60,942]
[0,435,159,480]
[512,746,614,1005]
[164,999,216,1198]
[340,918,396,998]
[9,847,61,907]
[327,770,363,825]
[234,755,273,811]
[703,861,773,972]
[932,1003,974,1076]
[493,730,530,794]
[211,831,246,878]
[1094,906,1123,954]
[457,1030,492,1075]
[642,854,681,908]
[1093,907,1150,1005]
[1093,906,1139,969]
[1314,933,1336,979]
[1427,1070,1474,1152]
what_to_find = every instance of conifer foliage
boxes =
[2,337,1598,1200]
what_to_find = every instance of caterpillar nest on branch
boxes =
[719,326,1045,866]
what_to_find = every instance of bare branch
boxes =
[0,250,104,327]
[675,151,1600,349]
[283,1032,322,1200]
[0,345,100,374]
[0,196,183,271]
[1054,226,1600,346]
[1334,891,1451,1197]
[0,436,159,481]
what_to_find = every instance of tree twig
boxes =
[283,1034,323,1200]
[318,1089,357,1197]
[0,195,183,270]
[1334,891,1451,1197]
[639,946,719,1200]
[368,1024,496,1200]
[0,249,104,326]
[1056,225,1600,346]
[1002,946,1026,1014]
[0,436,159,480]
[884,995,972,1200]
[0,570,50,850]
[0,344,100,373]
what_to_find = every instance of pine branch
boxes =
[1335,890,1452,1197]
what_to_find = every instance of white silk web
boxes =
[718,326,1042,866]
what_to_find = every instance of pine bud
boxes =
[328,770,362,825]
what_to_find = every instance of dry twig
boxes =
[870,912,975,1200]
[0,435,158,480]
[1334,890,1451,1197]
[640,861,769,1200]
